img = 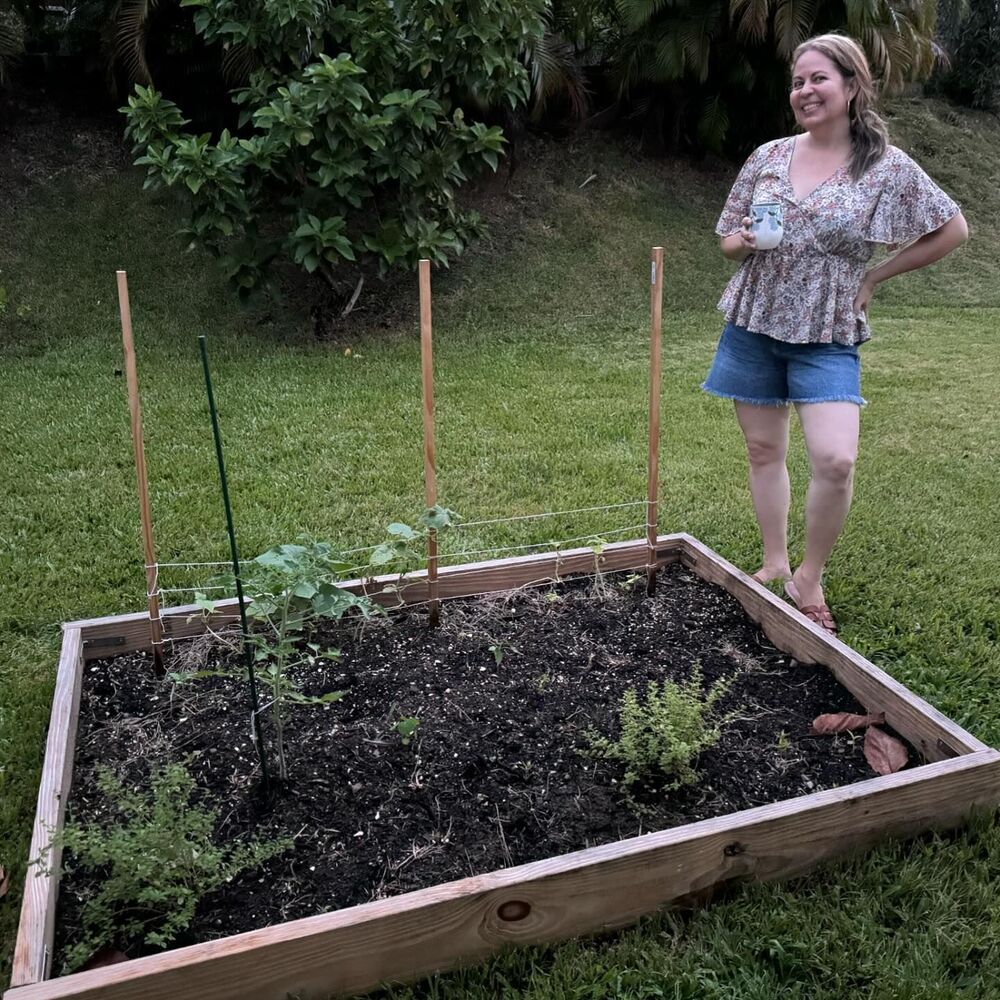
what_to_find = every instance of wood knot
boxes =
[723,841,746,857]
[497,899,531,922]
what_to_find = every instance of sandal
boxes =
[784,579,838,634]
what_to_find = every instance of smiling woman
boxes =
[702,32,968,634]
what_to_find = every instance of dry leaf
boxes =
[80,949,130,971]
[0,864,9,900]
[811,711,885,735]
[864,726,908,775]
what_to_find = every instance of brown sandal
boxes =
[784,580,838,634]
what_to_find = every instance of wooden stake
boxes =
[419,260,440,626]
[116,271,164,667]
[646,247,664,594]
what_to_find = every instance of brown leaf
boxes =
[80,949,130,971]
[864,726,909,775]
[811,711,885,735]
[0,865,9,900]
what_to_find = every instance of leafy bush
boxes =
[122,0,545,300]
[40,762,291,972]
[933,0,1000,113]
[588,667,733,789]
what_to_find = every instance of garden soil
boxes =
[54,564,916,969]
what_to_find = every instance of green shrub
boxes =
[40,762,291,972]
[589,667,733,789]
[122,0,545,300]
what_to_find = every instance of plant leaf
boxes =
[386,522,418,540]
[811,711,885,735]
[0,864,9,899]
[863,726,908,775]
[395,717,421,744]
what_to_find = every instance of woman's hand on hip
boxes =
[853,273,877,322]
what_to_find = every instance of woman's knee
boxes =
[812,450,856,484]
[745,437,788,468]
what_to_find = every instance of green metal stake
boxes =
[199,335,271,791]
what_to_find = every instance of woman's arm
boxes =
[854,212,969,316]
[720,216,756,262]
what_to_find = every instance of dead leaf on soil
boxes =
[80,948,130,971]
[811,711,886,735]
[0,864,9,899]
[864,726,909,775]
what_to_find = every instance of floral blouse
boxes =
[715,136,960,345]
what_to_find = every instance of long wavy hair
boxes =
[792,34,890,181]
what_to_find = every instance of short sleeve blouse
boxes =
[714,137,960,345]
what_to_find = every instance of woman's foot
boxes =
[751,564,792,585]
[784,571,837,633]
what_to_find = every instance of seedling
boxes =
[395,718,421,746]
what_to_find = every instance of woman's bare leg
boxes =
[734,402,792,582]
[791,401,860,607]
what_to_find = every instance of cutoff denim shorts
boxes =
[702,323,866,406]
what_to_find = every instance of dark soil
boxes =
[54,565,917,971]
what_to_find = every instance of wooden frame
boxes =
[7,533,999,1000]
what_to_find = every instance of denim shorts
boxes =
[702,323,866,406]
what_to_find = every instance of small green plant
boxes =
[368,505,461,575]
[588,667,734,790]
[193,509,458,781]
[395,717,421,746]
[238,539,375,780]
[587,535,610,599]
[776,730,792,751]
[38,762,290,972]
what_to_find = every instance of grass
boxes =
[2,96,1000,995]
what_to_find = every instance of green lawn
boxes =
[2,97,1000,996]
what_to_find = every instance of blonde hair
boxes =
[792,33,890,181]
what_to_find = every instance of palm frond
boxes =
[726,53,756,88]
[844,0,881,25]
[616,0,680,32]
[774,0,817,59]
[697,92,730,149]
[528,27,591,121]
[222,42,259,86]
[0,6,23,86]
[676,2,723,82]
[730,0,771,44]
[649,26,687,81]
[114,0,162,86]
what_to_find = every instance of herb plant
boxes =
[40,762,290,972]
[588,666,735,790]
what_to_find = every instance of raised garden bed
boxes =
[7,533,1000,1000]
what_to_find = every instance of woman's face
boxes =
[790,49,856,132]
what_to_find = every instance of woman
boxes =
[703,32,968,633]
